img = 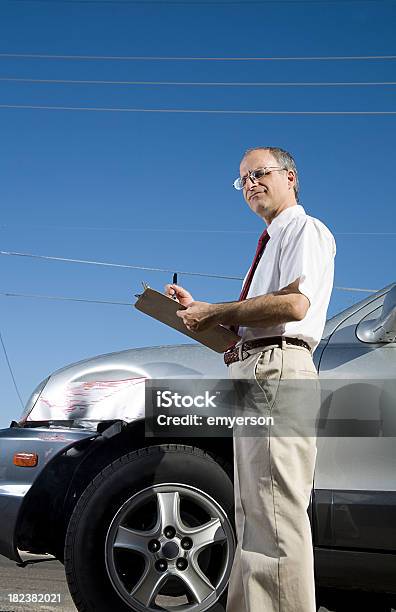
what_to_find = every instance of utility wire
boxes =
[335,232,396,236]
[0,290,381,313]
[0,329,24,409]
[0,224,260,234]
[0,249,242,279]
[0,250,380,292]
[1,104,395,115]
[0,290,131,305]
[0,289,381,315]
[6,0,396,4]
[0,52,395,61]
[1,77,396,87]
[2,224,396,236]
[333,286,379,293]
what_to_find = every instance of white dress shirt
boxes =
[238,204,336,352]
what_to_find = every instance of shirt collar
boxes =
[266,204,306,238]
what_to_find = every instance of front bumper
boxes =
[0,423,97,562]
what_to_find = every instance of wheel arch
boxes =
[16,419,233,560]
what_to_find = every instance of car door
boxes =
[314,291,396,554]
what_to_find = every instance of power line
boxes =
[333,286,379,293]
[2,224,396,236]
[0,289,381,312]
[1,76,396,87]
[6,0,396,4]
[1,52,395,61]
[0,289,381,313]
[0,290,131,306]
[0,250,381,292]
[1,104,395,115]
[0,249,242,280]
[0,329,24,409]
[0,224,261,234]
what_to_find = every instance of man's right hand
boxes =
[164,284,194,307]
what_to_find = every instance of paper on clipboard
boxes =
[134,287,241,353]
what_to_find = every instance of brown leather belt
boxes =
[224,336,311,366]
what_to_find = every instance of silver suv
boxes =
[0,282,395,611]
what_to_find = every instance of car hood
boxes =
[25,344,229,423]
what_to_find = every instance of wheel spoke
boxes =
[156,491,182,531]
[113,525,152,560]
[189,518,226,553]
[105,483,235,612]
[130,564,167,608]
[177,562,215,605]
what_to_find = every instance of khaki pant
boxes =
[226,341,320,612]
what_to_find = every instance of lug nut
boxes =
[148,539,161,553]
[164,526,176,539]
[155,559,168,572]
[176,557,188,571]
[181,537,193,550]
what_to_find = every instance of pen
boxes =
[172,272,178,301]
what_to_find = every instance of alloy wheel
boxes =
[105,483,235,611]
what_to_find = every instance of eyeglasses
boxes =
[233,166,287,191]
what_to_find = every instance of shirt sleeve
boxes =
[278,217,336,306]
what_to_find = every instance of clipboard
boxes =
[134,287,241,353]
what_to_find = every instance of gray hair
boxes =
[242,146,300,203]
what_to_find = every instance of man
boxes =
[165,146,336,612]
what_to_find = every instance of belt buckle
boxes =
[238,343,250,362]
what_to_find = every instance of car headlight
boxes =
[19,376,50,423]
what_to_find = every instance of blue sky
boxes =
[0,0,395,427]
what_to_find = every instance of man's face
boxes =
[239,150,296,223]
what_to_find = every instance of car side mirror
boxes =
[356,285,396,343]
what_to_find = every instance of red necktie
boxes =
[231,229,270,335]
[239,229,270,301]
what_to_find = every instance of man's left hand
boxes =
[176,301,218,332]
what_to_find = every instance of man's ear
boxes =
[287,170,296,189]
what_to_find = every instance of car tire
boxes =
[64,444,235,612]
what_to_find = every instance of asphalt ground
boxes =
[0,556,72,612]
[0,555,394,612]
